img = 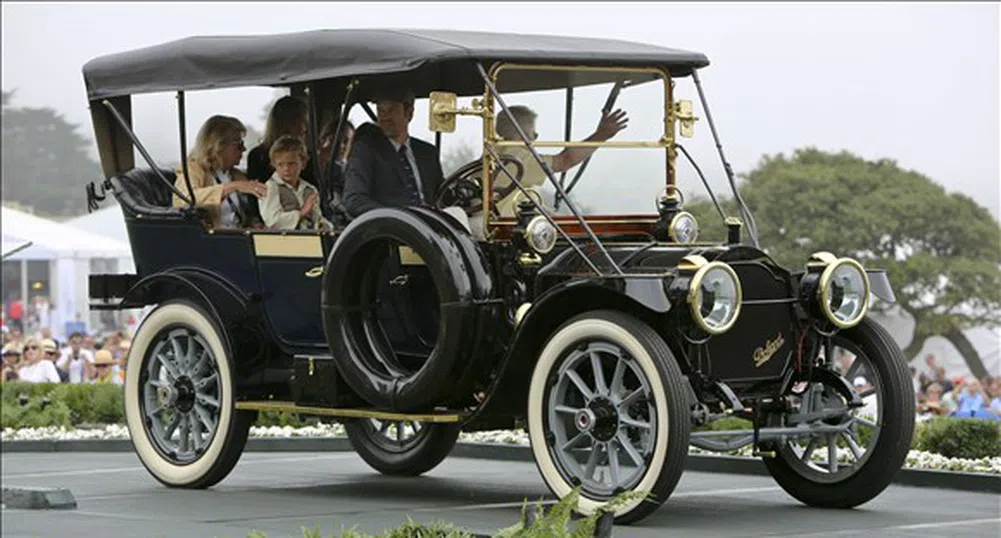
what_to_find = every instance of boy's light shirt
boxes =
[261,173,331,230]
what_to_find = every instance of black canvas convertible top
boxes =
[82,28,710,100]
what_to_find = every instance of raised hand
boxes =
[594,108,629,140]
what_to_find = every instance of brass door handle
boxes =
[305,266,324,278]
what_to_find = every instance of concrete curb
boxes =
[2,487,77,510]
[3,438,998,494]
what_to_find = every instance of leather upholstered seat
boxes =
[109,168,185,218]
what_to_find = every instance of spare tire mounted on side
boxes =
[322,207,490,412]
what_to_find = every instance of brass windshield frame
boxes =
[481,62,676,236]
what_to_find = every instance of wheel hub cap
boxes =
[173,376,196,412]
[588,397,619,442]
[575,408,597,432]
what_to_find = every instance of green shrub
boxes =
[915,417,1001,459]
[693,416,752,432]
[253,409,323,429]
[1,392,72,429]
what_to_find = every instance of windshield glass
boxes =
[488,67,669,217]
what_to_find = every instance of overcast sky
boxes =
[2,2,999,217]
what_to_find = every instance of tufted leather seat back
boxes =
[109,168,185,217]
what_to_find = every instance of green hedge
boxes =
[3,383,1000,458]
[0,382,317,430]
[915,417,1001,460]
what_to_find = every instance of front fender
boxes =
[473,277,672,419]
[866,269,896,304]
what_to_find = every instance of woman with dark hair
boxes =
[247,95,315,183]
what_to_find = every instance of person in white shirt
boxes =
[492,105,629,217]
[17,338,61,384]
[260,135,332,231]
[56,331,95,384]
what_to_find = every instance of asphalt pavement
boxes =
[2,451,999,538]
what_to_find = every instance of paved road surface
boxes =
[2,451,999,538]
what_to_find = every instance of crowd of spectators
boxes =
[913,353,1001,422]
[1,323,129,386]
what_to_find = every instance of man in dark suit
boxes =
[342,87,445,218]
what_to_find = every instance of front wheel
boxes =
[124,300,256,489]
[527,310,691,524]
[344,418,460,476]
[763,318,915,508]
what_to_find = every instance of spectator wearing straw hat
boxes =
[89,349,122,385]
[2,343,22,383]
[41,338,68,383]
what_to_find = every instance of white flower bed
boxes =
[3,425,998,475]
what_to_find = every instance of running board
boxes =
[234,400,467,423]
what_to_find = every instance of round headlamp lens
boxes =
[525,216,557,254]
[821,260,869,327]
[670,212,699,244]
[689,262,742,335]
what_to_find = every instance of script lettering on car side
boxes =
[753,333,786,368]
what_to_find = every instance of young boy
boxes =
[260,135,332,231]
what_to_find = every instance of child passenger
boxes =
[260,135,332,231]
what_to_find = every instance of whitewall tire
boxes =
[527,310,690,524]
[124,300,254,488]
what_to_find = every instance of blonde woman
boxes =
[16,338,60,383]
[172,115,267,229]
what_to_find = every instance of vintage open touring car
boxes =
[82,29,914,523]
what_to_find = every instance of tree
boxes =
[441,140,478,176]
[687,148,1001,378]
[2,90,104,218]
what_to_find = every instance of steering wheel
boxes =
[434,155,525,217]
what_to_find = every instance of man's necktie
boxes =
[398,145,422,205]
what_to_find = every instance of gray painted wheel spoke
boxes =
[554,405,580,415]
[583,441,602,480]
[590,351,608,395]
[845,357,862,379]
[195,373,218,391]
[157,354,181,380]
[616,431,644,466]
[170,337,185,368]
[196,394,219,409]
[185,334,196,370]
[858,387,876,399]
[395,422,404,443]
[179,415,191,454]
[145,403,164,418]
[190,351,209,378]
[194,403,216,434]
[855,416,878,429]
[620,415,651,430]
[610,358,626,399]
[163,414,181,442]
[841,431,864,460]
[191,412,204,452]
[566,370,595,400]
[619,388,644,408]
[827,434,838,473]
[561,430,590,451]
[607,441,621,486]
[800,438,818,462]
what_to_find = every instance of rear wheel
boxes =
[527,310,690,524]
[763,318,915,507]
[344,418,460,476]
[124,300,255,488]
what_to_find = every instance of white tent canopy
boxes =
[64,205,130,245]
[3,206,134,339]
[2,206,132,261]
